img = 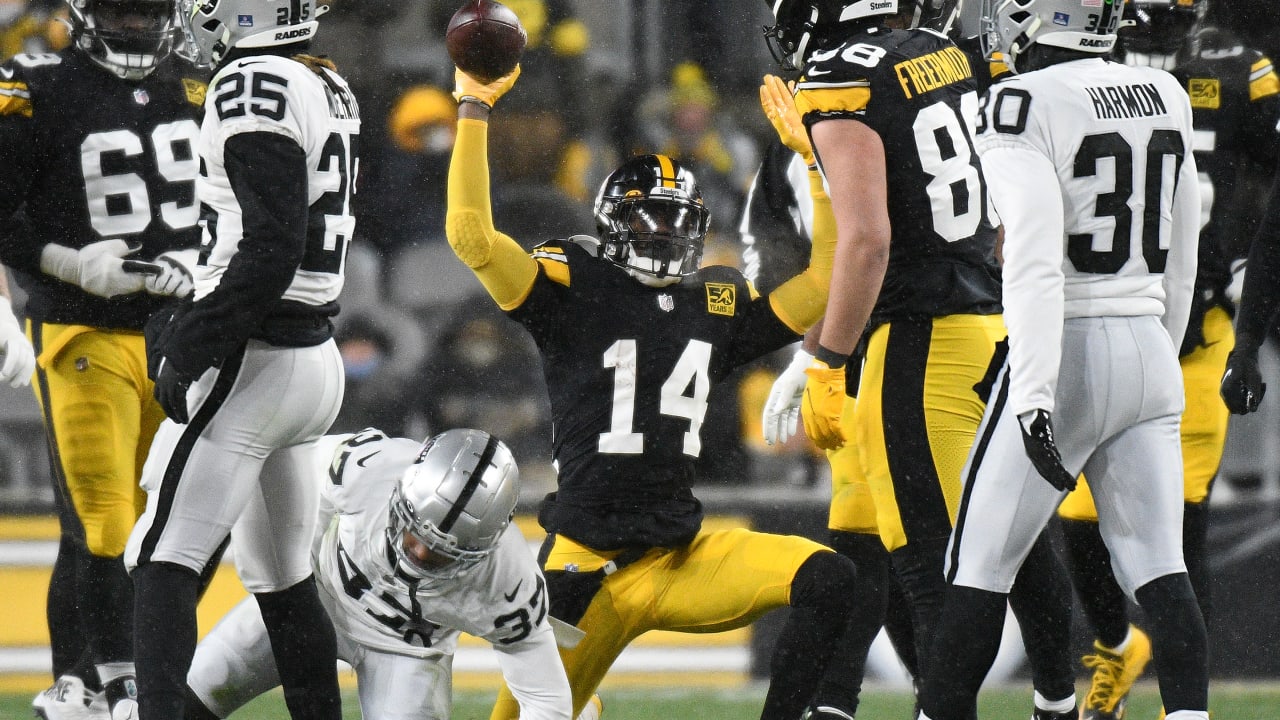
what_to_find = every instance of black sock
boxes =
[197,535,231,602]
[255,576,342,720]
[48,535,86,681]
[890,536,949,681]
[761,551,859,720]
[1134,573,1208,714]
[808,531,891,716]
[80,552,135,664]
[1182,501,1213,629]
[1061,518,1130,648]
[882,572,919,680]
[184,684,222,720]
[918,585,1006,720]
[133,561,200,719]
[1010,529,1076,703]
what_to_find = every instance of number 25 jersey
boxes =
[793,25,1002,328]
[509,239,802,551]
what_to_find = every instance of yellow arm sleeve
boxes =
[446,117,539,311]
[768,168,836,333]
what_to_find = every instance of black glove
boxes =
[1018,409,1076,492]
[154,357,194,424]
[1220,349,1266,414]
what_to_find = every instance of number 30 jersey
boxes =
[0,49,204,329]
[313,431,554,659]
[509,239,802,551]
[793,26,1002,329]
[197,54,359,310]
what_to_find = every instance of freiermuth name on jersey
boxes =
[1086,82,1170,119]
[894,45,973,99]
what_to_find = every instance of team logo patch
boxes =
[705,283,736,316]
[182,77,207,107]
[658,293,674,312]
[1052,11,1070,25]
[237,14,253,26]
[133,88,149,105]
[1187,78,1221,109]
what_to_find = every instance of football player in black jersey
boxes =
[445,63,864,720]
[764,1,1077,718]
[0,1,203,717]
[1057,2,1280,717]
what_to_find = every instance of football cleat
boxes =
[1081,625,1153,720]
[108,698,138,720]
[575,694,604,720]
[800,705,855,720]
[32,675,110,720]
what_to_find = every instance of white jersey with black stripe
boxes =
[311,431,554,660]
[195,54,359,306]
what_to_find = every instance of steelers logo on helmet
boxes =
[385,429,519,581]
[594,154,710,288]
[68,0,179,81]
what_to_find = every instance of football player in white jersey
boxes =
[915,1,1209,720]
[123,1,359,718]
[184,428,582,720]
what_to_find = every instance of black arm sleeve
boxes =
[0,115,41,272]
[165,131,309,376]
[1234,168,1280,353]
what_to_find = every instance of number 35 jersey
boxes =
[509,239,802,551]
[0,49,204,329]
[197,54,359,308]
[793,26,1002,329]
[313,431,553,659]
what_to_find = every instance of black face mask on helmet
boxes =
[593,154,710,288]
[67,0,177,81]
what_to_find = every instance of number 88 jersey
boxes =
[0,49,204,330]
[793,25,1002,328]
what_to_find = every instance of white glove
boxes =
[763,347,815,445]
[0,296,35,388]
[144,249,197,298]
[40,239,146,298]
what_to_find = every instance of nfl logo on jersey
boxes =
[238,14,253,26]
[1052,11,1070,25]
[133,88,149,105]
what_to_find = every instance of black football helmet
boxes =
[594,154,709,287]
[1120,0,1206,69]
[67,0,178,81]
[764,0,961,70]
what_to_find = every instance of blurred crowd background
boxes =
[2,0,1280,508]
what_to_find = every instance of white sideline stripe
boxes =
[0,646,751,674]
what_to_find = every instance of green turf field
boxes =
[5,682,1278,719]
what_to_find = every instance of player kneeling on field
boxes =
[184,428,599,720]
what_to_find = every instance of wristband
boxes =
[814,345,848,369]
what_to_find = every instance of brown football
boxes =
[445,0,527,83]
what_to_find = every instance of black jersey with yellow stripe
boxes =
[794,25,1001,329]
[1171,29,1280,352]
[508,238,800,550]
[0,48,205,330]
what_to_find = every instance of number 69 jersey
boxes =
[0,49,204,329]
[196,54,359,307]
[792,26,1002,330]
[313,431,553,660]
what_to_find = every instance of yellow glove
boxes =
[759,74,815,167]
[802,359,848,450]
[453,65,521,109]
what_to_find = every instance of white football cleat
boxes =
[32,675,110,720]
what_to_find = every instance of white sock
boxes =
[1164,711,1209,720]
[1034,690,1076,713]
[95,662,135,685]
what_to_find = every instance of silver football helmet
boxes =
[67,0,179,81]
[386,429,519,580]
[981,0,1124,72]
[177,0,325,69]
